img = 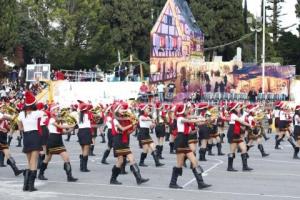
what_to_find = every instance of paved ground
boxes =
[0,132,299,200]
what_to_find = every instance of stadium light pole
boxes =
[262,0,266,94]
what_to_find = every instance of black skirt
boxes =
[113,134,131,157]
[155,124,166,138]
[279,120,288,131]
[138,128,153,145]
[0,132,8,151]
[174,132,192,154]
[41,125,49,146]
[107,129,113,148]
[198,125,210,140]
[275,117,280,128]
[268,119,273,125]
[47,133,66,155]
[294,126,300,141]
[23,130,42,153]
[227,125,243,144]
[77,128,92,145]
[188,132,198,144]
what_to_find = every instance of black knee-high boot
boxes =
[38,162,48,180]
[294,147,300,159]
[258,144,269,157]
[0,151,6,167]
[139,153,148,167]
[241,153,253,171]
[130,163,149,185]
[89,145,96,156]
[23,169,30,191]
[64,162,78,182]
[169,142,175,154]
[192,166,211,189]
[110,165,122,185]
[28,170,38,192]
[7,157,23,176]
[151,151,164,167]
[65,132,71,141]
[79,155,83,171]
[220,133,225,143]
[169,167,183,189]
[287,137,296,149]
[82,156,90,172]
[275,135,283,149]
[37,154,45,169]
[158,145,164,159]
[7,135,13,146]
[207,144,214,156]
[120,156,128,174]
[227,153,238,172]
[199,148,207,161]
[16,136,22,147]
[101,149,110,164]
[101,134,106,143]
[217,143,225,155]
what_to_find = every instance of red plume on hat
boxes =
[295,105,300,111]
[197,102,208,110]
[36,102,44,110]
[77,100,88,111]
[139,103,148,111]
[25,91,36,106]
[155,101,163,109]
[229,102,239,112]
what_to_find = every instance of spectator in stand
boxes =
[18,67,25,85]
[167,80,176,99]
[220,81,225,94]
[120,65,126,81]
[206,82,211,93]
[224,74,228,86]
[50,70,56,80]
[183,79,188,92]
[214,82,219,93]
[0,86,7,100]
[258,87,262,93]
[139,82,149,94]
[248,87,258,103]
[157,82,165,102]
[10,68,18,83]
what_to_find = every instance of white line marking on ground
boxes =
[182,159,224,188]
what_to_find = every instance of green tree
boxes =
[295,0,300,36]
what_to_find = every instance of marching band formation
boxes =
[0,90,300,192]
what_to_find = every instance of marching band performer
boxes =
[197,103,210,161]
[38,104,78,182]
[0,104,23,176]
[154,102,167,159]
[293,105,300,159]
[18,91,44,192]
[101,105,114,164]
[168,105,177,154]
[274,102,282,149]
[138,103,164,167]
[169,103,211,189]
[110,102,149,185]
[226,102,253,172]
[77,100,93,172]
[245,105,269,157]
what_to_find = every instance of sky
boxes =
[247,0,299,35]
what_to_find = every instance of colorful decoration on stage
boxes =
[150,0,204,84]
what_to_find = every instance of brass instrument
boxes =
[59,109,77,126]
[2,105,19,131]
[254,110,265,121]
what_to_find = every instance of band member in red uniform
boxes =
[38,105,77,182]
[197,103,210,161]
[18,91,44,192]
[0,105,23,176]
[154,102,167,159]
[273,101,282,149]
[110,102,149,185]
[77,100,93,172]
[293,105,300,159]
[226,102,253,172]
[36,102,50,169]
[169,103,211,190]
[101,105,114,164]
[137,103,164,167]
[168,105,176,154]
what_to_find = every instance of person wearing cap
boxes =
[292,105,300,159]
[65,104,78,142]
[38,105,77,182]
[138,103,164,167]
[77,100,93,172]
[17,91,44,191]
[109,103,149,185]
[169,103,211,190]
[245,105,269,157]
[0,106,23,176]
[226,102,253,172]
[153,102,168,159]
[101,105,114,165]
